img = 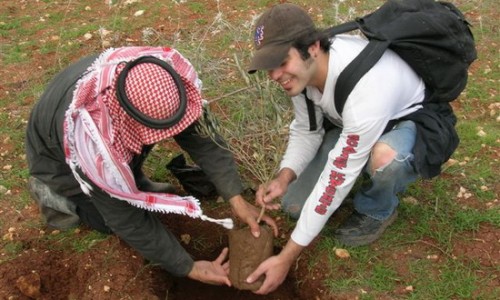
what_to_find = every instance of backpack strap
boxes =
[303,89,317,131]
[334,39,390,114]
[324,20,358,37]
[303,21,389,127]
[324,20,391,114]
[302,21,359,131]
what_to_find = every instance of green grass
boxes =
[70,231,110,253]
[454,208,500,229]
[1,43,28,64]
[188,2,206,14]
[407,259,489,299]
[368,263,399,292]
[0,17,22,32]
[319,228,496,299]
[0,241,24,262]
[37,229,110,252]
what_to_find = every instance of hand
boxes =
[229,195,278,238]
[187,247,231,286]
[255,168,296,209]
[255,180,285,210]
[245,254,293,295]
[246,238,304,294]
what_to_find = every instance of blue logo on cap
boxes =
[254,25,264,47]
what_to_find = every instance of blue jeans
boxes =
[282,120,418,221]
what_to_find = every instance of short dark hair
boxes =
[292,29,332,60]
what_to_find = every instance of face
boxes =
[267,46,317,96]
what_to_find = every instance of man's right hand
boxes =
[246,238,304,294]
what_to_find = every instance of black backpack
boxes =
[305,0,477,130]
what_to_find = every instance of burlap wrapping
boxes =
[228,225,273,290]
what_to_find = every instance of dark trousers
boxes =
[69,194,113,234]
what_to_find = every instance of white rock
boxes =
[134,10,145,17]
[334,248,350,259]
[477,129,487,137]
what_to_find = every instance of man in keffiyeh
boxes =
[25,46,277,286]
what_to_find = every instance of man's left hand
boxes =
[245,254,292,295]
[246,237,304,294]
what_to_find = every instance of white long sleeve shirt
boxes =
[283,35,426,246]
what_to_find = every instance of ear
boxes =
[308,41,321,57]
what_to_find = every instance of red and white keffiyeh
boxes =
[64,47,233,229]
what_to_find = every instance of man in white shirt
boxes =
[244,3,457,294]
